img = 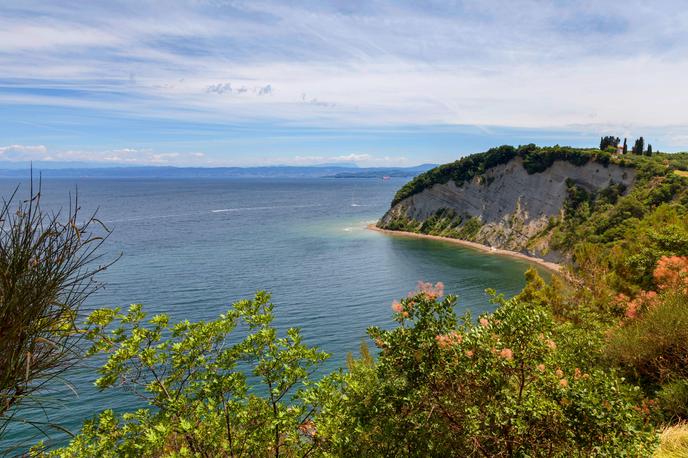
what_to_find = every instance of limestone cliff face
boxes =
[379,157,635,261]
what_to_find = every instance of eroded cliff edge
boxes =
[378,148,636,262]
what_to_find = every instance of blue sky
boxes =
[1,1,687,167]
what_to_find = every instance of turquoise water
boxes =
[0,177,545,451]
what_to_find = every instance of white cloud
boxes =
[0,144,407,167]
[1,1,688,149]
[0,145,50,160]
[0,145,209,166]
[255,153,410,167]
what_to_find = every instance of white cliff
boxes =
[379,157,635,261]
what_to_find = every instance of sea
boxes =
[0,176,546,452]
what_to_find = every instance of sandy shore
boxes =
[367,224,562,274]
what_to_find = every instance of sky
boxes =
[1,0,687,167]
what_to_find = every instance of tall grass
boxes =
[655,423,688,458]
[0,179,114,445]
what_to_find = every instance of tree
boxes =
[623,138,628,155]
[600,136,620,151]
[0,180,114,447]
[646,144,653,156]
[633,137,645,155]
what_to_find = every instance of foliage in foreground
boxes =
[0,183,112,444]
[41,281,657,457]
[38,292,328,457]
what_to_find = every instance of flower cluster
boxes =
[415,281,445,299]
[391,301,403,313]
[391,300,412,319]
[653,255,688,292]
[614,290,659,319]
[538,333,557,350]
[435,330,462,349]
[499,348,513,360]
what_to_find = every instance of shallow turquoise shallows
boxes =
[0,177,546,451]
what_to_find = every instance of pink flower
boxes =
[546,339,557,350]
[624,290,660,319]
[435,331,462,349]
[465,350,474,358]
[391,301,403,313]
[415,281,445,299]
[448,331,463,344]
[479,318,489,327]
[537,364,545,372]
[499,348,513,360]
[555,369,564,378]
[559,378,568,388]
[654,255,688,291]
[625,300,639,319]
[435,335,450,349]
[434,281,445,297]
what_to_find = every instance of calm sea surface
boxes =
[1,177,546,451]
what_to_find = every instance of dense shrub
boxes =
[318,281,656,457]
[606,256,688,389]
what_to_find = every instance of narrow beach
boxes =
[367,224,562,274]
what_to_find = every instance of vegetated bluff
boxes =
[378,144,635,262]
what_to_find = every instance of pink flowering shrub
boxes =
[607,258,688,387]
[606,253,688,387]
[653,255,688,293]
[323,283,655,456]
[614,290,659,319]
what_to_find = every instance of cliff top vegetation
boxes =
[391,143,688,207]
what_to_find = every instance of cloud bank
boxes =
[1,0,687,164]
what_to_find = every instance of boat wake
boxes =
[105,204,322,223]
[211,204,321,213]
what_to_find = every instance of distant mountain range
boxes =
[0,163,438,179]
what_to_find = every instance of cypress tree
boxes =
[599,136,620,151]
[646,144,653,156]
[623,138,628,154]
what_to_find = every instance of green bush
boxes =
[657,380,688,420]
[41,293,329,457]
[318,283,656,457]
